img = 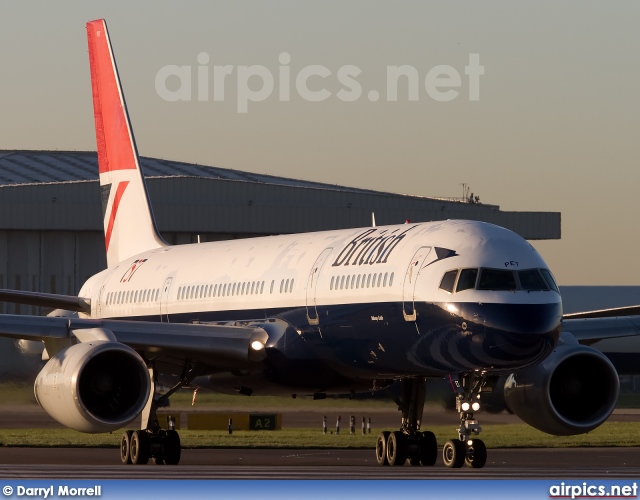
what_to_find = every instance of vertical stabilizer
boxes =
[87,19,166,268]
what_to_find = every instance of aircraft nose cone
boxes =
[427,303,562,370]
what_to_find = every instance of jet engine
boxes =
[34,341,150,433]
[504,335,619,436]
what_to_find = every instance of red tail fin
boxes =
[87,19,166,267]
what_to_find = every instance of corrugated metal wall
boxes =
[0,178,561,236]
[0,176,560,312]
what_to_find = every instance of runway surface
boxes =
[1,405,640,479]
[0,448,639,479]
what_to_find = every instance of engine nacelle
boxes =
[34,341,150,433]
[504,337,619,436]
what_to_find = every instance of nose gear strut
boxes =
[375,373,493,469]
[443,372,488,468]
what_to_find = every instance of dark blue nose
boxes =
[424,302,562,372]
[461,302,562,369]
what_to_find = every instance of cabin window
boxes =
[367,274,372,288]
[389,272,394,287]
[261,281,265,294]
[439,270,458,293]
[330,276,335,290]
[383,273,388,287]
[270,280,274,294]
[377,274,382,287]
[456,269,478,292]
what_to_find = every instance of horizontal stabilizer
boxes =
[0,289,91,313]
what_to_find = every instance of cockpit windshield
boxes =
[456,268,478,292]
[477,269,516,291]
[438,267,559,294]
[518,269,548,291]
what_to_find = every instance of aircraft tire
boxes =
[120,430,133,465]
[464,439,487,469]
[387,431,407,466]
[442,439,465,468]
[419,431,438,466]
[163,430,181,465]
[375,431,390,466]
[130,430,150,465]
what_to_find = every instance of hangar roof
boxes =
[0,150,560,240]
[0,150,402,197]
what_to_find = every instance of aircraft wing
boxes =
[563,305,640,319]
[562,315,640,345]
[0,289,91,313]
[0,314,268,372]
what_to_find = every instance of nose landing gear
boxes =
[443,372,488,469]
[375,373,490,469]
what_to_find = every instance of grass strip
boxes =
[1,422,640,449]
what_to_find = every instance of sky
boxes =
[1,1,639,285]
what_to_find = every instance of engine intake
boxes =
[504,339,619,435]
[35,341,150,433]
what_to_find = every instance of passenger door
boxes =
[160,277,173,323]
[402,247,432,321]
[306,248,333,325]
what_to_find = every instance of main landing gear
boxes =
[376,374,489,468]
[376,378,438,467]
[120,365,193,466]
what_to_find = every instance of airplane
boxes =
[0,18,635,469]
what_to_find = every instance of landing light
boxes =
[461,402,471,412]
[445,303,458,314]
[250,341,265,351]
[472,402,480,412]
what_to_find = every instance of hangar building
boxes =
[0,149,560,317]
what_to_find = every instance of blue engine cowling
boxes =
[504,334,619,436]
